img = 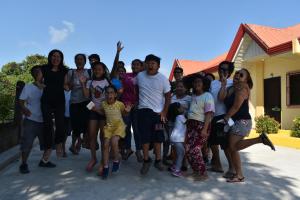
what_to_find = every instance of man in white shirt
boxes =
[137,54,171,175]
[19,66,56,174]
[208,61,235,178]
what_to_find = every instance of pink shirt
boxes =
[120,73,138,106]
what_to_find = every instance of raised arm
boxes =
[80,76,89,98]
[218,72,228,101]
[111,41,124,78]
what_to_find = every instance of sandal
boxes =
[86,160,97,172]
[223,171,236,179]
[260,133,276,151]
[227,176,245,183]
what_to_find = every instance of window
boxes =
[287,71,300,106]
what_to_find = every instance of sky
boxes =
[0,0,299,77]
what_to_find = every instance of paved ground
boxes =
[0,139,300,200]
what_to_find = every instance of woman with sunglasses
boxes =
[219,68,275,183]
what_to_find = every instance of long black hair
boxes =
[47,49,66,70]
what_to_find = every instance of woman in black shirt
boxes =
[219,68,275,183]
[40,49,68,166]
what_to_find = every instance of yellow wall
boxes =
[243,54,300,129]
[263,56,300,129]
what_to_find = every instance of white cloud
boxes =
[19,41,40,48]
[49,20,75,44]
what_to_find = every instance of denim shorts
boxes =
[20,119,45,152]
[229,119,252,137]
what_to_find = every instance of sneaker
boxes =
[140,159,152,175]
[19,163,30,174]
[260,133,276,151]
[38,160,56,168]
[172,170,183,177]
[154,160,164,171]
[112,161,120,173]
[135,151,143,163]
[102,167,109,179]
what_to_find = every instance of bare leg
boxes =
[210,145,223,170]
[142,143,150,160]
[154,143,162,160]
[89,120,99,161]
[236,137,262,151]
[224,148,235,173]
[229,134,244,178]
[103,138,110,167]
[111,136,120,161]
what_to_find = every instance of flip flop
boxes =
[223,171,236,179]
[226,176,245,183]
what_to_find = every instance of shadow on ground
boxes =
[0,143,299,200]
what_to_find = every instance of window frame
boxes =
[286,70,300,108]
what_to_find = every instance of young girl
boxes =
[167,102,186,177]
[186,75,215,181]
[80,61,110,172]
[92,85,131,179]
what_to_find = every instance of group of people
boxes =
[18,42,275,182]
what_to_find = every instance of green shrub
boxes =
[291,117,300,138]
[255,115,280,134]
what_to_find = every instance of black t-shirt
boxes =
[41,65,68,105]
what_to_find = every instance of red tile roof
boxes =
[246,23,300,48]
[227,23,300,60]
[169,52,227,80]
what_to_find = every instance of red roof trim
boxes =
[168,59,179,81]
[227,23,300,61]
[226,24,246,61]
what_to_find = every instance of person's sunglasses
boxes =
[235,72,244,78]
[220,67,229,72]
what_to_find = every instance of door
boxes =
[264,77,281,123]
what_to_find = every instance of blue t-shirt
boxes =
[111,78,123,90]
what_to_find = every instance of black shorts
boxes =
[208,114,229,149]
[89,111,106,121]
[137,108,165,144]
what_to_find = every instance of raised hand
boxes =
[79,75,87,85]
[117,41,124,53]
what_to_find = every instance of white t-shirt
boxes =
[171,95,191,111]
[210,79,233,116]
[137,71,171,113]
[170,115,187,143]
[19,83,43,123]
[86,79,110,108]
[188,92,215,122]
